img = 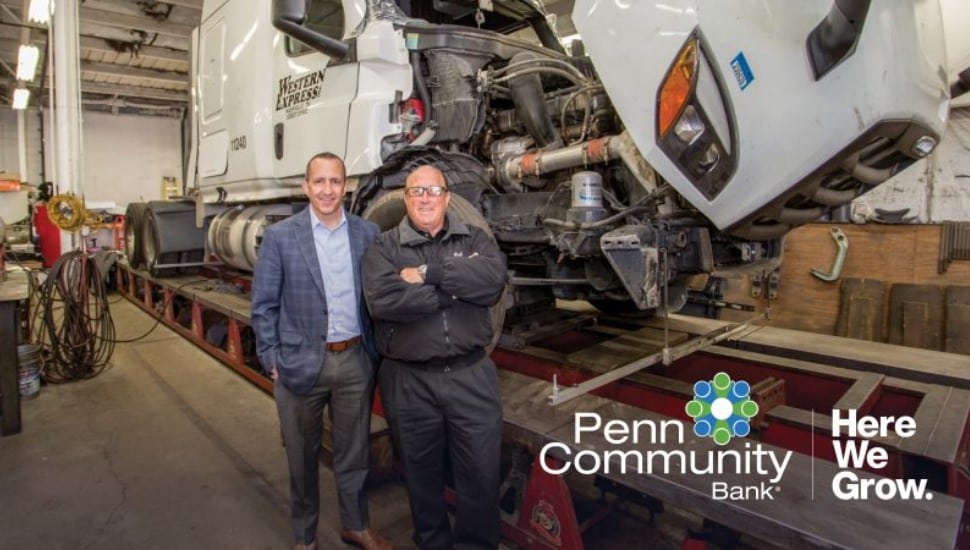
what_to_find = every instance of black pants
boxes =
[379,355,503,550]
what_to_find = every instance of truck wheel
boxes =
[362,190,508,351]
[124,202,148,268]
[361,189,408,232]
[142,209,178,278]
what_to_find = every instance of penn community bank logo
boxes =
[686,372,759,445]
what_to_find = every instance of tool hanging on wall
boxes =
[46,193,107,233]
[46,194,86,231]
[810,226,849,282]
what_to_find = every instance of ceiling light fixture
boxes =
[27,0,51,25]
[16,44,40,81]
[12,88,30,110]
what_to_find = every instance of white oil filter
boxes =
[571,171,603,209]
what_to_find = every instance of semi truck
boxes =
[124,0,959,327]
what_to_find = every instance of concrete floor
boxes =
[0,297,415,549]
[0,296,704,550]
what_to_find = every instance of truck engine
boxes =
[347,1,744,318]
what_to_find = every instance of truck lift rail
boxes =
[495,309,970,549]
[549,312,767,405]
[497,368,964,550]
[115,262,968,549]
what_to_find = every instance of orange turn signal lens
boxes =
[657,37,698,138]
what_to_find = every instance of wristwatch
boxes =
[417,264,428,282]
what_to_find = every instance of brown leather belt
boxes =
[325,335,361,353]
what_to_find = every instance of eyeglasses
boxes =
[404,186,449,198]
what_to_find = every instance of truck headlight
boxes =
[656,33,736,200]
[673,105,705,145]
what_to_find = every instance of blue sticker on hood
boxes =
[730,52,754,91]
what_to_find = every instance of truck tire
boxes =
[142,209,179,278]
[362,188,490,233]
[362,189,508,351]
[124,202,148,268]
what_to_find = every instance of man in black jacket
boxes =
[362,165,507,550]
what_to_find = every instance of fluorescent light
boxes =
[27,0,51,25]
[12,88,30,110]
[17,44,39,81]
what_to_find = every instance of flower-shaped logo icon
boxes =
[685,371,759,446]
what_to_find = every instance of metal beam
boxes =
[80,7,194,38]
[77,81,187,102]
[0,26,17,40]
[81,60,188,85]
[0,76,187,103]
[79,35,188,63]
[0,35,189,69]
[0,58,15,79]
[0,35,47,51]
[0,26,45,43]
[0,4,20,24]
[79,23,188,49]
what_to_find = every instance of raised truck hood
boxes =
[573,0,949,238]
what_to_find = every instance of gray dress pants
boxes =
[274,344,375,545]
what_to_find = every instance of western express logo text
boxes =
[275,70,325,117]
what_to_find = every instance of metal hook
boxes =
[810,227,849,282]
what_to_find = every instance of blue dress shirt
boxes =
[308,207,360,342]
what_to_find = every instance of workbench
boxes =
[0,269,28,436]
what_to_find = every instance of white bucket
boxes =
[17,344,42,399]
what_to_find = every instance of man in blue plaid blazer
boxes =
[251,152,390,550]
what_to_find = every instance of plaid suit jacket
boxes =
[251,207,380,394]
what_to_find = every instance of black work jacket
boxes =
[362,213,507,363]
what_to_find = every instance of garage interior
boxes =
[2,1,970,549]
